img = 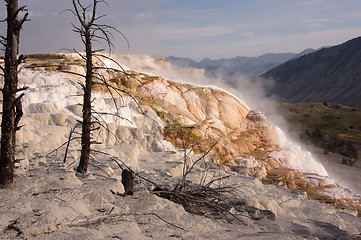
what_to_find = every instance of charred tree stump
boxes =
[121,169,134,195]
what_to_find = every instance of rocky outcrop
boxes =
[94,71,282,171]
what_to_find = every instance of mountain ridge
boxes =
[262,36,361,108]
[166,52,296,76]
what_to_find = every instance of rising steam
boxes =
[103,54,333,178]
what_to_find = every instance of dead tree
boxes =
[0,0,28,188]
[69,0,127,173]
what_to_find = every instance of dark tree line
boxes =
[305,128,359,166]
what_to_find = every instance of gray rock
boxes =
[131,128,143,142]
[28,102,58,113]
[66,104,82,116]
[116,126,131,142]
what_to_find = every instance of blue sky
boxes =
[2,0,361,60]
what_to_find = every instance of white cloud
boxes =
[164,26,361,60]
[126,23,361,60]
[301,18,331,28]
[297,0,325,6]
[136,13,154,19]
[301,18,330,24]
[159,25,235,41]
[8,0,361,60]
[339,11,361,20]
[28,11,45,18]
[303,24,323,28]
[238,32,255,38]
[229,27,361,56]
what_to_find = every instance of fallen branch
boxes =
[5,219,23,237]
[154,186,251,226]
[64,124,81,163]
[68,212,186,231]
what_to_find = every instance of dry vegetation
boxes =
[278,102,361,163]
[23,53,85,71]
[278,102,361,140]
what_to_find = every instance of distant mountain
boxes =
[166,53,296,76]
[293,48,316,59]
[165,56,199,68]
[262,37,361,108]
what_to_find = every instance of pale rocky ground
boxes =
[1,149,361,239]
[0,57,361,239]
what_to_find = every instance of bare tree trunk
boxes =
[0,0,26,188]
[70,0,127,173]
[77,31,93,173]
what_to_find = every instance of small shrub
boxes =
[342,157,357,166]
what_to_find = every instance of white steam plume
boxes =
[106,54,329,177]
